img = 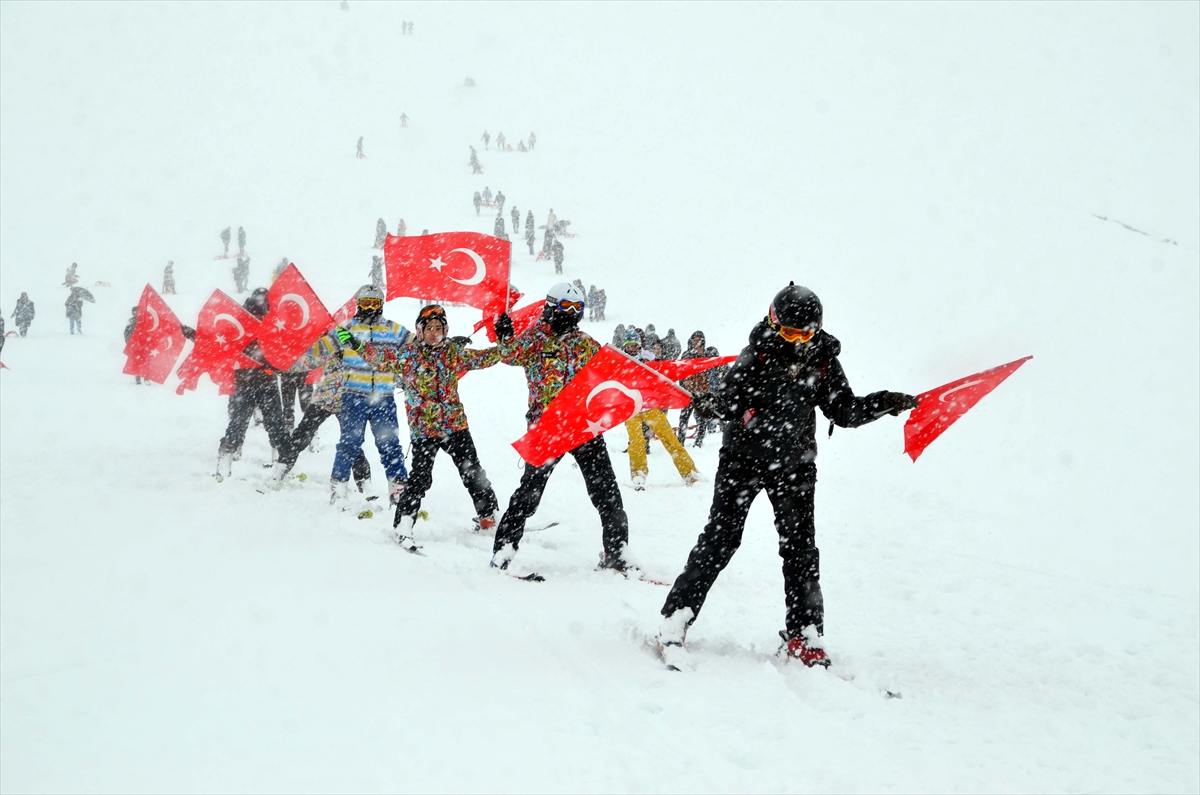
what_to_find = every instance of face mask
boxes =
[548,310,579,335]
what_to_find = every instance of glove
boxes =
[181,325,196,341]
[493,312,514,341]
[336,327,362,351]
[449,335,472,346]
[691,393,720,420]
[874,391,919,417]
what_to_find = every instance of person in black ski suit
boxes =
[216,288,291,478]
[511,206,520,238]
[675,331,710,448]
[495,190,505,214]
[661,329,681,360]
[12,293,35,336]
[656,285,918,668]
[237,227,246,255]
[552,240,564,274]
[524,212,536,255]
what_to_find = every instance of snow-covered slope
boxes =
[2,3,1197,791]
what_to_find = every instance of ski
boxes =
[647,636,688,671]
[524,521,559,533]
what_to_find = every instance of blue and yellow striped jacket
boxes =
[338,318,411,395]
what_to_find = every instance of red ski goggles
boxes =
[554,298,585,314]
[358,297,383,310]
[769,305,818,344]
[418,304,446,322]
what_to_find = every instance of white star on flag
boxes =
[149,349,159,357]
[274,318,286,330]
[429,256,447,271]
[585,419,607,435]
[215,334,226,344]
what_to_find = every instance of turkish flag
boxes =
[331,294,358,327]
[904,355,1032,462]
[175,290,262,395]
[512,346,693,466]
[647,356,738,382]
[123,285,186,384]
[258,264,335,370]
[384,232,512,315]
[473,300,545,343]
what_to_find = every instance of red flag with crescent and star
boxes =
[647,355,738,382]
[512,346,693,467]
[174,290,263,395]
[384,232,512,315]
[904,355,1032,462]
[257,264,335,371]
[473,300,545,343]
[123,284,186,384]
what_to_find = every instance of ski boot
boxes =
[387,479,407,506]
[778,628,829,668]
[596,549,637,574]
[392,514,421,552]
[655,608,694,671]
[631,472,647,492]
[490,542,517,570]
[215,446,234,481]
[330,479,350,508]
[266,461,291,487]
[473,513,498,533]
[683,470,701,487]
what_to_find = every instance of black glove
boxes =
[449,335,472,346]
[181,325,196,341]
[493,312,514,341]
[691,393,720,420]
[872,391,919,417]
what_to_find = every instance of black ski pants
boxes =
[278,372,312,430]
[394,429,498,525]
[220,369,290,454]
[281,404,371,484]
[662,447,824,638]
[494,435,629,557]
[676,404,708,447]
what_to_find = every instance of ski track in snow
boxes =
[2,2,1198,792]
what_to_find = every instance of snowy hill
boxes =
[1,2,1197,792]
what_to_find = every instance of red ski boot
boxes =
[779,630,830,668]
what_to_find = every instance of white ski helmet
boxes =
[546,281,585,312]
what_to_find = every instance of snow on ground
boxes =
[1,2,1197,792]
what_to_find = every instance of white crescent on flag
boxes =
[584,380,643,435]
[280,294,311,329]
[213,313,246,340]
[147,305,160,331]
[445,248,486,286]
[163,336,172,350]
[939,379,984,403]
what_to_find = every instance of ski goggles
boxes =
[769,305,818,344]
[358,297,383,310]
[418,305,446,322]
[554,298,585,314]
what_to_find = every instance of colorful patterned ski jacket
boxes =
[336,318,411,395]
[498,321,600,427]
[299,332,348,414]
[363,339,501,438]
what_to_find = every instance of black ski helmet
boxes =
[415,304,448,333]
[768,283,822,334]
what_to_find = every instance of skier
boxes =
[587,285,599,321]
[656,285,919,668]
[528,131,536,150]
[482,186,493,206]
[495,190,505,214]
[400,113,409,127]
[220,228,231,258]
[552,240,564,274]
[123,306,147,385]
[643,324,660,352]
[216,288,291,479]
[11,293,35,336]
[481,131,490,150]
[496,132,506,151]
[64,286,92,335]
[493,213,507,240]
[356,136,365,159]
[676,331,711,448]
[396,218,407,237]
[269,329,373,491]
[661,328,681,360]
[63,263,79,287]
[237,227,246,255]
[374,218,387,249]
[162,261,176,295]
[279,356,313,432]
[511,206,520,238]
[490,283,632,572]
[370,255,385,289]
[343,304,502,546]
[595,289,607,321]
[619,330,700,490]
[473,191,483,216]
[542,227,555,258]
[328,285,412,507]
[233,256,250,293]
[611,324,626,348]
[524,211,536,255]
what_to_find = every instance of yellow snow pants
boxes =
[624,409,698,482]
